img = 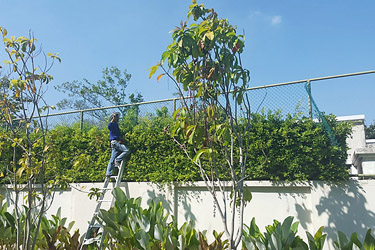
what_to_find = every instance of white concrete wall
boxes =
[337,115,366,167]
[1,180,375,249]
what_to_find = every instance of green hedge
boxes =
[244,112,350,181]
[0,111,351,183]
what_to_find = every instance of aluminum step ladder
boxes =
[80,160,125,249]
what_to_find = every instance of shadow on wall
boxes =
[143,184,199,229]
[270,181,314,232]
[314,181,375,242]
[146,186,172,214]
[143,184,199,227]
[178,187,199,225]
[295,202,312,231]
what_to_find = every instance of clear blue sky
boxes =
[1,0,375,123]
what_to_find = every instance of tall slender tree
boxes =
[0,27,61,249]
[150,1,253,248]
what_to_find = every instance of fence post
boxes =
[135,105,139,124]
[307,80,312,119]
[80,111,84,131]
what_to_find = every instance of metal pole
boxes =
[80,111,83,131]
[246,70,375,91]
[307,80,312,119]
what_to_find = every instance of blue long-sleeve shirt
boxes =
[108,122,122,141]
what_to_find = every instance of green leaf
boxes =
[148,63,160,78]
[243,188,252,203]
[290,221,299,233]
[30,43,36,53]
[2,59,11,65]
[173,53,179,65]
[313,226,324,241]
[350,232,362,249]
[336,231,350,249]
[192,148,212,163]
[249,218,261,237]
[16,165,27,178]
[281,216,294,239]
[306,226,326,250]
[113,187,127,206]
[364,229,375,250]
[0,27,7,37]
[56,207,62,221]
[161,50,171,62]
[172,108,181,119]
[236,92,243,105]
[205,31,214,40]
[186,125,195,136]
[196,85,203,97]
[136,230,149,249]
[21,42,28,52]
[4,212,15,228]
[192,45,200,58]
[306,232,317,250]
[226,32,236,37]
[119,225,132,238]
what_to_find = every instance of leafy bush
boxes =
[125,114,200,182]
[243,217,374,250]
[0,110,351,183]
[42,111,199,183]
[97,190,375,250]
[46,124,109,182]
[245,112,351,181]
[37,207,81,250]
[242,217,328,250]
[0,204,81,249]
[242,217,308,249]
[334,229,375,250]
[0,201,17,248]
[98,187,201,249]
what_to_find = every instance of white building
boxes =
[340,115,375,177]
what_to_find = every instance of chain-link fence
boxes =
[40,81,311,131]
[43,98,176,130]
[9,70,375,136]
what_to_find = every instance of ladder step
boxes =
[82,238,100,245]
[89,224,101,229]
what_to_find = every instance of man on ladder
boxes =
[81,112,130,249]
[106,112,130,177]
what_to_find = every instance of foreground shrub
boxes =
[243,216,375,250]
[0,204,80,249]
[243,217,326,250]
[334,229,375,250]
[95,189,374,250]
[98,187,202,249]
